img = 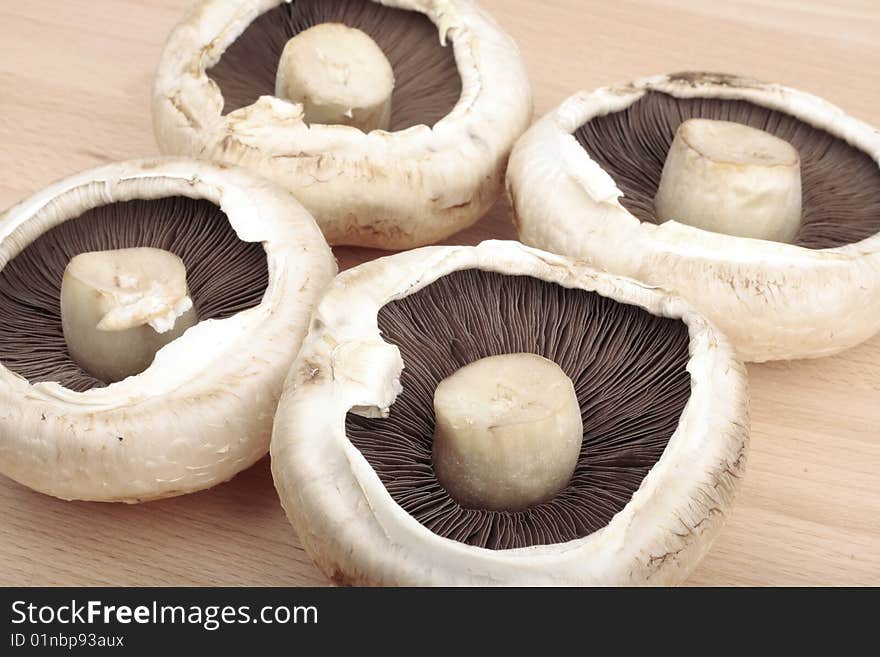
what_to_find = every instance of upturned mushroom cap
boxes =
[271,240,749,586]
[0,158,336,502]
[152,0,533,249]
[506,72,880,362]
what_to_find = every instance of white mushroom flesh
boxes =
[654,118,803,242]
[431,353,583,511]
[61,247,197,383]
[275,23,394,133]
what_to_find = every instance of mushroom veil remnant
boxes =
[153,0,533,249]
[272,241,749,586]
[507,72,880,362]
[0,159,336,502]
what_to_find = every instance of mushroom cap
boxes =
[0,158,336,502]
[506,72,880,362]
[271,240,749,585]
[152,0,533,250]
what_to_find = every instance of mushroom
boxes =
[506,72,880,362]
[0,158,336,502]
[271,240,749,585]
[152,0,532,250]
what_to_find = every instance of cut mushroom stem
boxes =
[654,118,803,242]
[61,247,198,383]
[275,23,394,133]
[431,353,583,511]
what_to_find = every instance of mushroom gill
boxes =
[574,91,880,249]
[0,197,268,392]
[208,0,462,130]
[345,269,691,550]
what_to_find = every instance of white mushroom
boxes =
[152,0,533,249]
[271,240,749,586]
[507,72,880,362]
[0,159,336,502]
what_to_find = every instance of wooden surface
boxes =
[1,0,878,586]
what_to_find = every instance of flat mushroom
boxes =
[0,159,336,502]
[271,240,749,586]
[507,72,880,363]
[153,0,533,250]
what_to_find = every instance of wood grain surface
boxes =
[1,0,878,586]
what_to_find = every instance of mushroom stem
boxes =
[61,248,198,383]
[654,118,803,242]
[431,353,583,511]
[275,23,394,133]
